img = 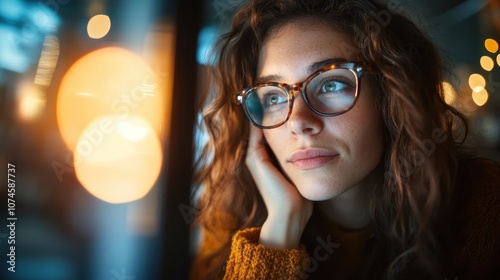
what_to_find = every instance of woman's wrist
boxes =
[259,208,311,249]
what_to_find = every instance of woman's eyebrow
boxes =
[308,57,348,73]
[254,74,283,84]
[255,57,349,84]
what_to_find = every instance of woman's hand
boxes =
[245,125,313,249]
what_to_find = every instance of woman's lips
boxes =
[287,149,339,170]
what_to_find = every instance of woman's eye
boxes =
[264,93,286,107]
[321,80,348,93]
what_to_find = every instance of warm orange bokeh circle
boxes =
[57,47,166,203]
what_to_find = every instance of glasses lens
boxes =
[245,86,289,127]
[305,68,357,115]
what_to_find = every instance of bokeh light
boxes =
[468,73,486,92]
[74,115,162,203]
[441,81,457,105]
[480,56,495,71]
[87,14,111,39]
[34,35,60,87]
[56,46,165,151]
[472,88,489,106]
[485,38,499,53]
[17,81,46,120]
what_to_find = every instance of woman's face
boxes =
[257,18,384,201]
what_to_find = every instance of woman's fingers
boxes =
[245,125,313,248]
[246,125,310,212]
[246,124,269,163]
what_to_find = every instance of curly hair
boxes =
[193,0,468,278]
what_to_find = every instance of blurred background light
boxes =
[56,46,166,152]
[0,24,35,73]
[485,38,499,53]
[468,73,486,92]
[1,0,176,279]
[34,35,60,87]
[17,80,46,120]
[87,14,111,39]
[28,3,60,32]
[442,81,457,105]
[74,115,163,204]
[480,55,495,71]
[0,0,60,74]
[0,0,25,22]
[116,120,149,142]
[472,88,489,107]
[197,25,218,65]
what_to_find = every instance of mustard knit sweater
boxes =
[223,227,308,279]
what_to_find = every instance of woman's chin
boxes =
[296,184,349,202]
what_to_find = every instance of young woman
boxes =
[191,0,500,279]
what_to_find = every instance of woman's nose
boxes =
[287,92,323,136]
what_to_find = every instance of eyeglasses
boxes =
[236,62,364,129]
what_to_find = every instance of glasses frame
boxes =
[236,61,365,129]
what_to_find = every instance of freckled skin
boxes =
[258,19,385,201]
